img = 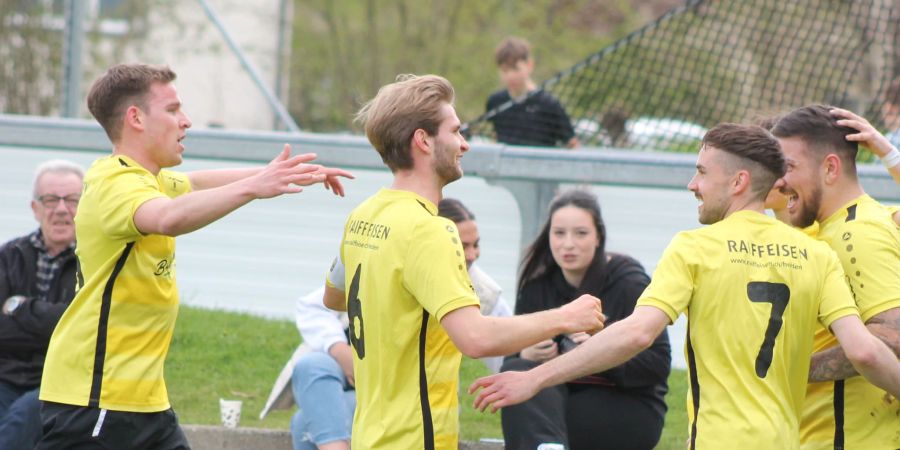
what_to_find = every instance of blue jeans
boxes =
[290,352,355,450]
[0,381,42,449]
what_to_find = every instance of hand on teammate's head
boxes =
[830,108,893,158]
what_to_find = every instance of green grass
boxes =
[167,306,688,448]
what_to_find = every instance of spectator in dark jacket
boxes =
[500,189,671,450]
[0,159,83,449]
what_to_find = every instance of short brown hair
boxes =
[355,74,455,172]
[86,63,177,143]
[771,104,857,177]
[702,123,786,199]
[495,37,531,67]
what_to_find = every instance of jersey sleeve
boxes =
[833,220,900,321]
[816,249,861,328]
[325,253,346,291]
[636,232,695,323]
[97,166,169,241]
[403,218,479,321]
[157,170,192,198]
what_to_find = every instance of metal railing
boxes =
[2,113,897,247]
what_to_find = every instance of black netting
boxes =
[465,0,900,157]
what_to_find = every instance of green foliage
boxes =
[166,306,688,448]
[659,368,688,449]
[0,0,154,116]
[287,0,662,132]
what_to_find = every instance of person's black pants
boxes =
[501,357,664,450]
[36,401,191,450]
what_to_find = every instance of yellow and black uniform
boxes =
[339,189,479,450]
[800,195,900,450]
[636,211,858,450]
[41,155,191,412]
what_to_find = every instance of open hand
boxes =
[831,108,894,157]
[313,165,355,197]
[468,370,540,413]
[252,144,354,198]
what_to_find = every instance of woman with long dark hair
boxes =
[501,189,671,450]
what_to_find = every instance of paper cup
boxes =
[219,398,242,428]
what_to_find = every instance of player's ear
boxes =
[123,105,144,132]
[822,153,841,185]
[412,129,432,155]
[732,170,751,195]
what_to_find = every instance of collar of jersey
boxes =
[377,188,438,215]
[726,209,772,223]
[108,153,153,175]
[820,193,872,228]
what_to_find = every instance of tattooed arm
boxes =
[809,307,900,382]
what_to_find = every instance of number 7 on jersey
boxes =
[747,281,790,378]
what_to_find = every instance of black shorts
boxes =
[36,401,191,450]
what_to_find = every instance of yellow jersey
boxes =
[800,195,900,450]
[339,189,479,450]
[41,155,191,412]
[636,210,858,450]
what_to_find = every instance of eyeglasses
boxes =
[36,194,80,209]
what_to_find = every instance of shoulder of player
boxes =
[828,206,896,236]
[89,155,155,181]
[410,212,457,238]
[157,169,188,181]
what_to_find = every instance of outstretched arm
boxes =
[810,307,900,382]
[134,145,352,236]
[468,306,669,412]
[441,294,604,360]
[188,145,353,195]
[828,314,900,398]
[188,167,261,191]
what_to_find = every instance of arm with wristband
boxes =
[830,108,900,184]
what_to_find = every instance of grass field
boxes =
[167,306,687,448]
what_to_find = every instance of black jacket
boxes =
[516,253,671,413]
[0,233,77,388]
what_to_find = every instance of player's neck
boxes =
[725,197,765,219]
[113,142,160,175]
[818,180,865,222]
[391,171,442,207]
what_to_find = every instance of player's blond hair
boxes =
[355,74,455,172]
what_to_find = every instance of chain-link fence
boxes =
[465,0,900,157]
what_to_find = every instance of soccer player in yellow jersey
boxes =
[773,105,900,450]
[470,123,900,450]
[322,74,604,450]
[37,64,352,450]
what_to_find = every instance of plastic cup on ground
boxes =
[219,398,242,428]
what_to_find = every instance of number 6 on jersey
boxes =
[348,263,365,359]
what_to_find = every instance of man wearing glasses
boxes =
[0,159,84,449]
